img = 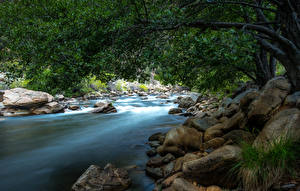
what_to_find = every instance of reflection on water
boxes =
[0,95,185,191]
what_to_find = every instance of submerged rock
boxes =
[91,102,117,114]
[72,164,131,191]
[168,108,183,115]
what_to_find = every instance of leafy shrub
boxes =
[115,79,127,92]
[233,137,300,191]
[139,84,148,92]
[10,79,30,89]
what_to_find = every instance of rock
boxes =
[182,145,241,188]
[157,126,203,157]
[239,89,260,111]
[222,130,255,146]
[223,103,239,118]
[148,132,165,144]
[94,101,107,108]
[90,103,117,114]
[146,167,164,179]
[171,178,201,191]
[146,148,157,157]
[223,111,245,132]
[162,172,183,188]
[55,94,64,101]
[248,77,291,127]
[3,88,54,108]
[194,112,207,119]
[253,108,300,147]
[186,106,197,113]
[31,102,64,115]
[147,153,175,167]
[204,123,224,142]
[221,97,233,108]
[0,90,4,102]
[174,153,201,172]
[156,95,169,99]
[148,141,161,148]
[163,161,175,177]
[284,91,300,107]
[168,108,183,115]
[72,164,131,191]
[202,137,225,151]
[68,105,80,110]
[2,108,31,117]
[183,116,218,132]
[178,96,195,109]
[174,96,183,104]
[206,185,223,191]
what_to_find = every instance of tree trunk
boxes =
[282,51,300,91]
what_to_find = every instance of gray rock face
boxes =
[248,77,291,127]
[178,96,195,109]
[72,164,131,191]
[182,145,241,188]
[254,108,300,147]
[284,91,300,108]
[3,88,54,108]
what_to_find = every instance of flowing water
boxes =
[0,95,185,191]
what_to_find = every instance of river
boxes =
[0,95,185,191]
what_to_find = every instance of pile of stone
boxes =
[146,77,300,191]
[72,164,131,191]
[169,94,220,116]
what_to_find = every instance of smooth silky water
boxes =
[0,95,185,191]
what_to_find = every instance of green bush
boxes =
[233,137,300,191]
[115,80,127,92]
[10,79,30,89]
[139,84,148,92]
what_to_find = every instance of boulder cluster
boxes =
[147,77,300,191]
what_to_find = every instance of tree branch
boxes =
[182,0,277,12]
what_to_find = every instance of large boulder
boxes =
[91,103,117,114]
[284,91,300,108]
[72,164,131,191]
[3,88,54,108]
[204,123,224,142]
[222,130,255,146]
[178,96,195,109]
[157,126,203,157]
[183,116,218,132]
[182,145,241,188]
[254,108,300,147]
[247,77,291,127]
[31,102,64,115]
